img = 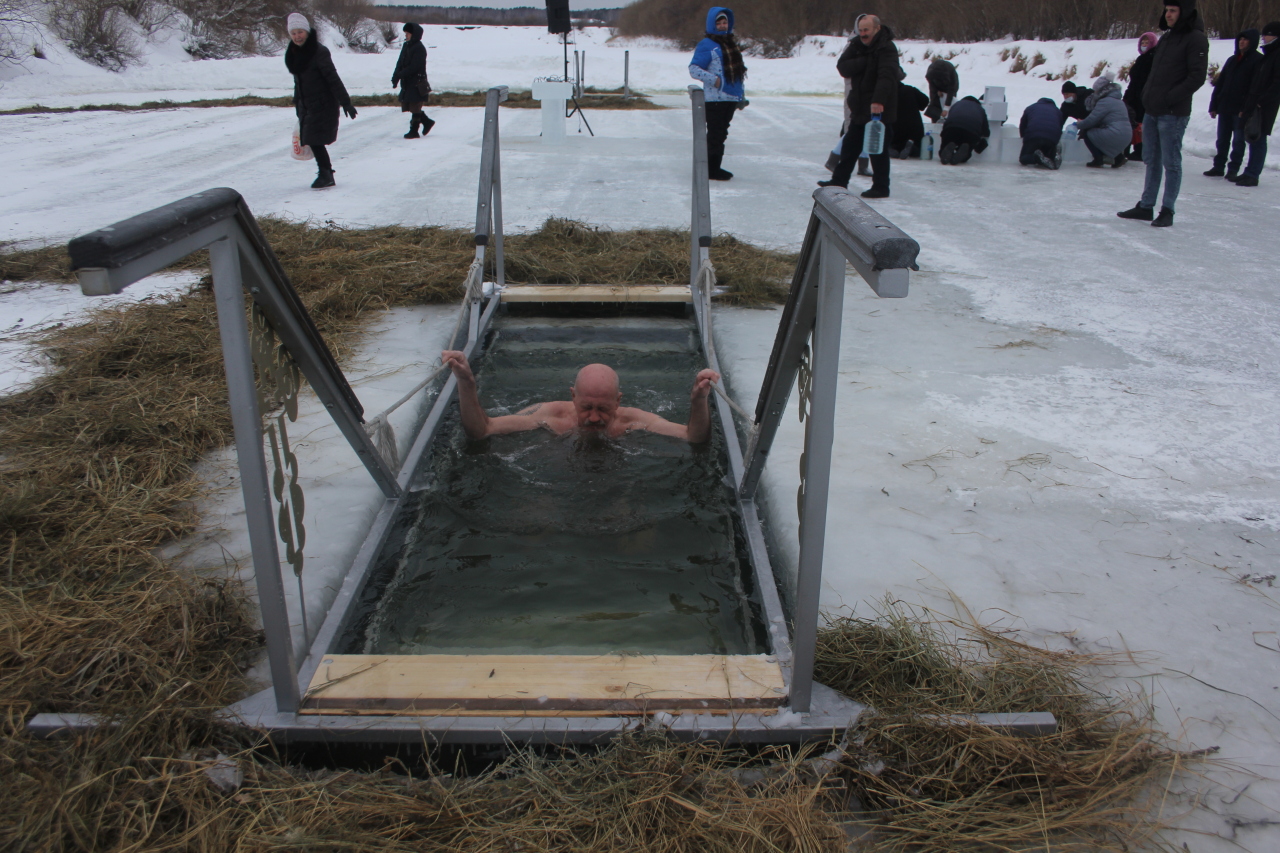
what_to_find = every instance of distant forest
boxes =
[371,5,622,26]
[618,0,1280,54]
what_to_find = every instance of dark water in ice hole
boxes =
[344,318,768,656]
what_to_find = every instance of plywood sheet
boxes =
[301,654,786,715]
[500,284,692,303]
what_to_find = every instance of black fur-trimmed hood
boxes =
[284,29,318,75]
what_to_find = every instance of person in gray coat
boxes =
[1078,75,1132,167]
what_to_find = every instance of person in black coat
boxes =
[1117,0,1208,227]
[285,13,357,189]
[1124,31,1159,158]
[1235,22,1280,185]
[1205,29,1261,178]
[889,83,929,158]
[393,22,434,139]
[924,57,958,122]
[818,15,901,198]
[1059,81,1093,121]
[939,95,989,164]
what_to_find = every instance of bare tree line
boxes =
[619,0,1280,55]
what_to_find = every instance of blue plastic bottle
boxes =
[924,131,934,161]
[863,115,885,156]
[1064,122,1079,142]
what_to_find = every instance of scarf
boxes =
[710,33,745,85]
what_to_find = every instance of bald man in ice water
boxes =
[441,351,720,443]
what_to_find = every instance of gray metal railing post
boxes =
[688,86,712,284]
[624,50,630,98]
[492,103,505,288]
[209,237,300,714]
[789,233,847,713]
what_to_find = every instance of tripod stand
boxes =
[559,32,593,136]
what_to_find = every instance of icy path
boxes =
[3,94,1278,847]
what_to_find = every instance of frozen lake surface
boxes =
[2,24,1278,850]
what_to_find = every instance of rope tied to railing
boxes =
[695,259,756,434]
[363,259,486,470]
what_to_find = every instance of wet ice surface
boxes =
[351,318,763,656]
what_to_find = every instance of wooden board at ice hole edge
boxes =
[499,285,693,303]
[301,654,786,715]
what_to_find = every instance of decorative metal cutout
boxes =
[250,302,309,639]
[796,342,812,521]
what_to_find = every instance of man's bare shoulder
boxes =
[517,400,574,418]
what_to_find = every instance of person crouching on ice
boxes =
[689,7,746,181]
[285,12,357,189]
[393,22,435,139]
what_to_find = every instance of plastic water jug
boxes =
[863,115,885,156]
[924,131,934,161]
[1064,122,1079,142]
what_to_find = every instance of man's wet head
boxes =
[571,364,623,430]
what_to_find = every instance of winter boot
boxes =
[857,157,872,176]
[953,143,972,164]
[1111,154,1127,167]
[1086,157,1105,168]
[421,116,436,135]
[861,186,889,199]
[1034,150,1058,170]
[1151,207,1175,227]
[939,142,957,164]
[708,147,733,180]
[1116,204,1154,221]
[1052,143,1063,170]
[404,116,421,139]
[311,169,335,189]
[1225,169,1239,180]
[1234,174,1259,186]
[1203,166,1225,177]
[817,179,848,189]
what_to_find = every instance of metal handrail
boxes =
[735,186,920,711]
[69,188,409,713]
[688,86,713,284]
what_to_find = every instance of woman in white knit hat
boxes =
[285,12,357,189]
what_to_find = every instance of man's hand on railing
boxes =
[344,106,358,120]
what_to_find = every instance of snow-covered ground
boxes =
[3,23,1278,850]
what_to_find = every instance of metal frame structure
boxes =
[30,85,1057,744]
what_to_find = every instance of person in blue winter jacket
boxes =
[689,7,746,180]
[1018,97,1064,168]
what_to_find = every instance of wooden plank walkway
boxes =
[301,654,786,716]
[499,284,691,303]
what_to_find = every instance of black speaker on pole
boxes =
[545,0,571,34]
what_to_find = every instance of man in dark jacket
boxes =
[924,57,958,122]
[889,83,929,158]
[1124,31,1159,158]
[285,13,357,189]
[1117,0,1208,227]
[818,15,900,198]
[1235,22,1280,186]
[1059,81,1093,121]
[1205,29,1260,177]
[393,22,434,139]
[939,95,989,164]
[1019,97,1064,168]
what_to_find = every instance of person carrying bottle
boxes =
[924,57,958,122]
[285,12,357,189]
[689,7,746,181]
[393,22,434,139]
[1079,73,1132,167]
[818,15,900,198]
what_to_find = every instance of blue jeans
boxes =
[1140,114,1190,212]
[1243,123,1269,178]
